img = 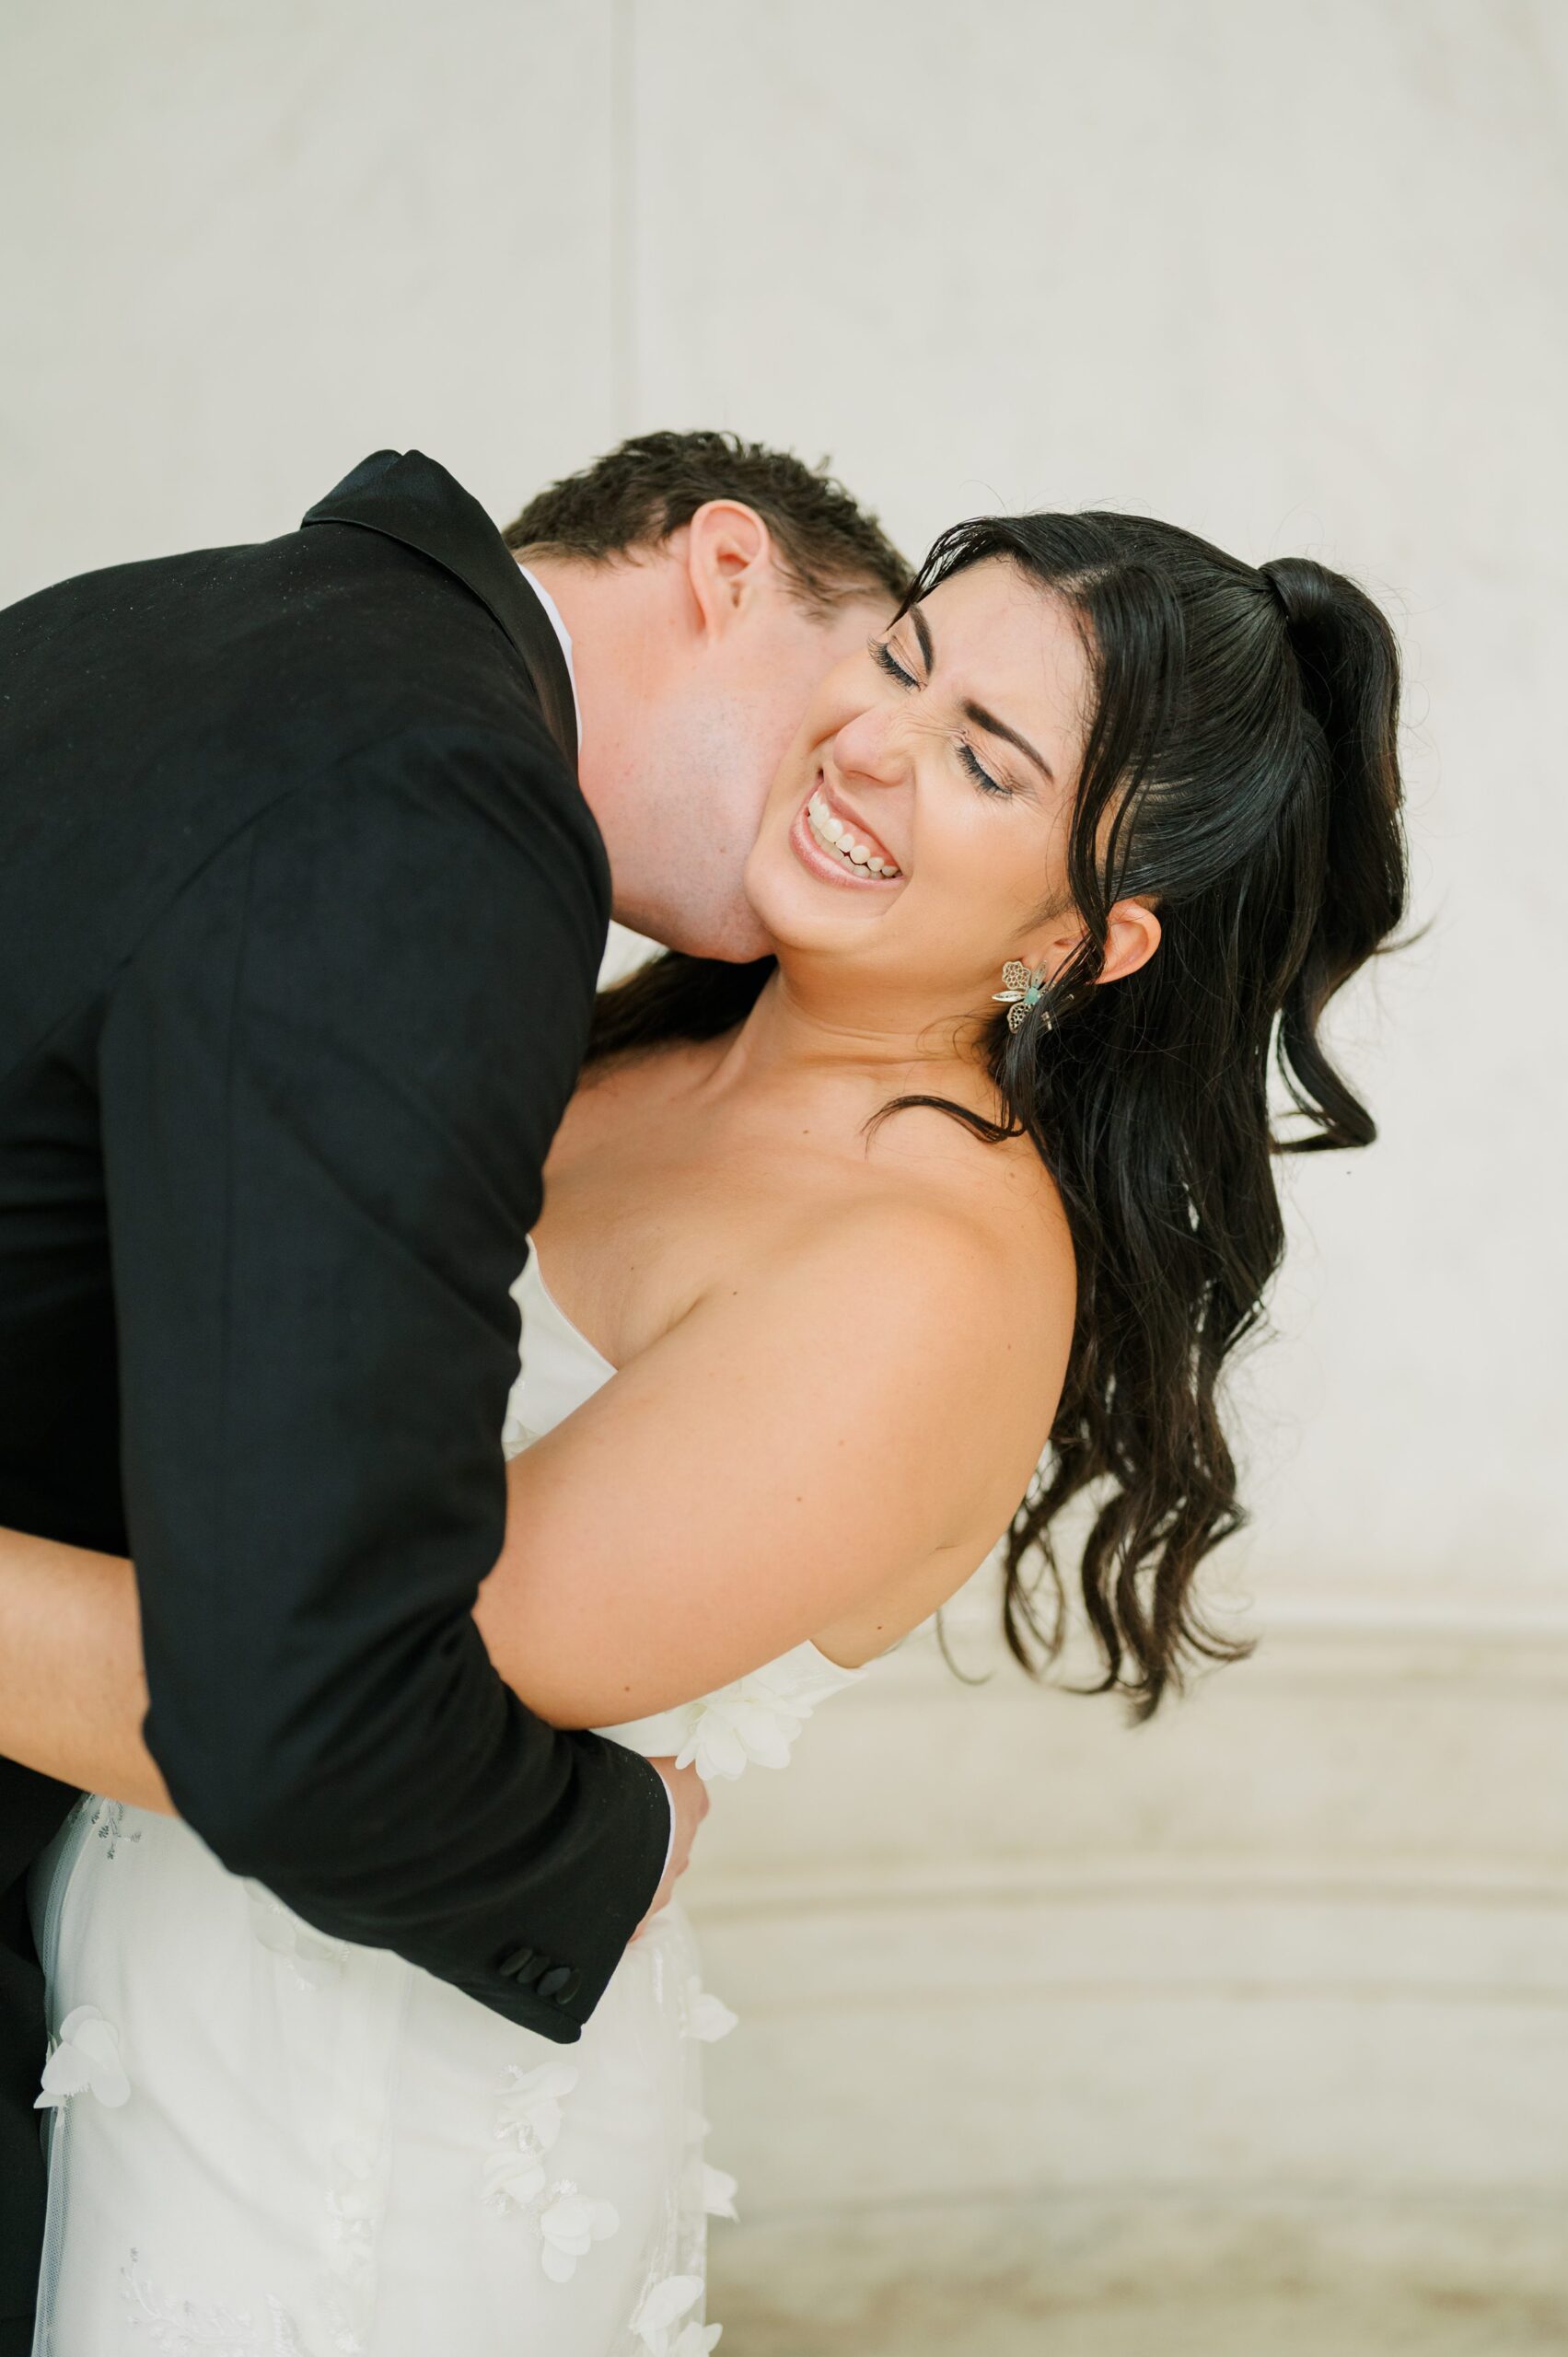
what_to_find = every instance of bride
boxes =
[0,509,1405,2354]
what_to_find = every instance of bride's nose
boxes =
[830,702,910,792]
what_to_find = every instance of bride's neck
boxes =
[704,958,991,1113]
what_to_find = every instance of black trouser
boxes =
[0,1759,76,2356]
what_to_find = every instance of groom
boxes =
[0,430,907,2350]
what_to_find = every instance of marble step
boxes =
[706,2193,1568,2357]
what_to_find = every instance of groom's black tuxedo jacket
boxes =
[0,452,670,2338]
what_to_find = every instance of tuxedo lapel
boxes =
[301,450,578,771]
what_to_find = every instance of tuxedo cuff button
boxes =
[500,1945,551,1987]
[536,1965,572,2000]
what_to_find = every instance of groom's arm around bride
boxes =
[0,451,678,2344]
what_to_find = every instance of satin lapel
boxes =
[301,449,578,772]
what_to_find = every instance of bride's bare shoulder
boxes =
[854,1091,1074,1311]
[740,1112,1076,1426]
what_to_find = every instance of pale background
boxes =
[3,4,1564,2351]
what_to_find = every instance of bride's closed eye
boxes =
[870,634,917,689]
[870,635,1009,798]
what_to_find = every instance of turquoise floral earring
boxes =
[992,960,1054,1034]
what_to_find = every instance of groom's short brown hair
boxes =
[503,428,910,616]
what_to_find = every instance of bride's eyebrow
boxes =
[911,601,1056,786]
[967,699,1055,787]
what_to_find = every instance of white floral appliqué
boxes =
[669,1652,862,1782]
[538,2181,620,2282]
[633,2270,706,2354]
[670,2327,724,2357]
[683,1979,738,2044]
[483,2059,578,2212]
[701,2162,738,2220]
[36,2004,130,2109]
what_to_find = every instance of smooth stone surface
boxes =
[685,1597,1568,2326]
[707,2196,1568,2356]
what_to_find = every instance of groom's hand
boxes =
[633,1756,709,1938]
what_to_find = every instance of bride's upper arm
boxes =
[473,1198,1072,1728]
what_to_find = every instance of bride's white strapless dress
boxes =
[26,1253,865,2355]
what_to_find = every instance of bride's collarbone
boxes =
[540,1055,1067,1375]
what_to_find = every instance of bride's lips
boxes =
[788,774,906,893]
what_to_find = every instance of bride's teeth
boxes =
[804,795,900,878]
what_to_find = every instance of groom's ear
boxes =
[680,500,775,637]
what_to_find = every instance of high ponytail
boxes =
[590,511,1409,1719]
[1260,555,1406,1152]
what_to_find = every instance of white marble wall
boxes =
[4,0,1562,1611]
[5,4,1565,2344]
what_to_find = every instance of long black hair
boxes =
[590,513,1408,1717]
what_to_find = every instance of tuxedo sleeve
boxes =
[97,725,670,2038]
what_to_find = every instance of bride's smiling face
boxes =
[745,557,1098,1018]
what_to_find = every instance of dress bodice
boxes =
[505,1248,865,1776]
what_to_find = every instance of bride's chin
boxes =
[749,827,911,935]
[742,872,837,956]
[739,845,801,940]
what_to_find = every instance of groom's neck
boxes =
[514,550,677,739]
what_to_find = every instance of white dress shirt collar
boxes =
[517,563,582,752]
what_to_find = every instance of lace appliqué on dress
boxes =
[122,2249,309,2354]
[323,2136,377,2290]
[85,1794,143,1859]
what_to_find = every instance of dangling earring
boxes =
[992,960,1054,1034]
